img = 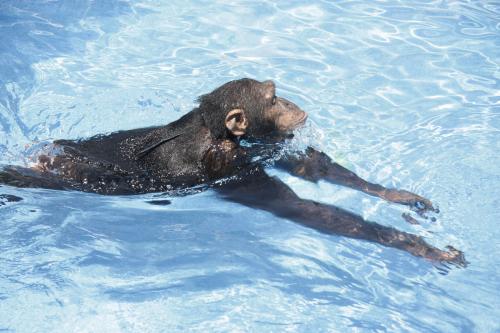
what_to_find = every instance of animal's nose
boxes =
[279,97,299,110]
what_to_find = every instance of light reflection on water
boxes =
[0,1,499,332]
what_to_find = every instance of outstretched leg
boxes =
[276,147,437,214]
[0,166,68,190]
[215,169,465,265]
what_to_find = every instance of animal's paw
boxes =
[385,189,437,214]
[439,246,468,268]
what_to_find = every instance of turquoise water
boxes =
[1,1,499,332]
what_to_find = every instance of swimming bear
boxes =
[0,78,466,266]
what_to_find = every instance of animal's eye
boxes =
[271,96,277,105]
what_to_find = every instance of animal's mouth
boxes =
[294,112,308,128]
[278,112,308,135]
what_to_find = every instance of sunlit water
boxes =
[1,1,499,332]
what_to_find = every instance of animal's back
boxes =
[0,110,215,194]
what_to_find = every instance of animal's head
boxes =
[198,78,307,141]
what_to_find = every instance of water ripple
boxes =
[1,0,500,332]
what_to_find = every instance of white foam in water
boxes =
[1,0,499,332]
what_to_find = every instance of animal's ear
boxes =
[262,80,276,99]
[225,109,248,136]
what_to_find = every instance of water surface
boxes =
[0,1,499,332]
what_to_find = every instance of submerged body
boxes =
[26,111,230,194]
[0,78,466,265]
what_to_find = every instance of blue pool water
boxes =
[1,1,499,332]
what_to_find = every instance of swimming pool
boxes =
[0,0,499,332]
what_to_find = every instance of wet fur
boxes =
[0,78,466,266]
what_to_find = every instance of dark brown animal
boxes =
[0,78,465,265]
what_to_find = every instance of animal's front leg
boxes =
[276,147,436,214]
[215,169,464,265]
